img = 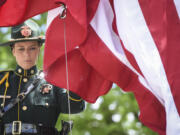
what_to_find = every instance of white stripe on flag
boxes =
[174,0,180,19]
[114,0,180,134]
[47,7,62,29]
[90,0,148,87]
[90,0,126,64]
[114,0,165,104]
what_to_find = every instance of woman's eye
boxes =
[30,47,37,50]
[18,48,24,51]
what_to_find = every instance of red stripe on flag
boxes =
[120,40,145,78]
[44,10,87,71]
[44,49,112,103]
[0,0,58,26]
[0,0,28,26]
[139,0,180,115]
[80,26,137,89]
[79,25,166,134]
[109,0,118,35]
[44,0,100,80]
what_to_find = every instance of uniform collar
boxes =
[15,65,37,76]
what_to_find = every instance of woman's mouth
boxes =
[25,60,32,63]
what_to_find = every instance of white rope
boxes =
[60,4,73,135]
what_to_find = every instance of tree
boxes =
[56,87,158,135]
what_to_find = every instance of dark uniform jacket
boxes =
[0,65,85,135]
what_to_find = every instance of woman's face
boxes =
[12,41,40,70]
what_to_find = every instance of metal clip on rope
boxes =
[59,4,67,19]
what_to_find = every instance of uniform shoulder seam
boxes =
[0,70,13,74]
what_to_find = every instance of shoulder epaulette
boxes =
[0,70,13,84]
[0,70,11,108]
[0,71,10,86]
[66,90,82,102]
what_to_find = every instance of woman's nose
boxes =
[24,49,31,56]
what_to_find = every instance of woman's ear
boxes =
[12,47,15,57]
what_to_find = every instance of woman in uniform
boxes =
[0,19,85,135]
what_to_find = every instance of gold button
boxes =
[18,69,22,73]
[23,78,28,83]
[30,70,34,74]
[22,106,27,111]
[1,103,4,107]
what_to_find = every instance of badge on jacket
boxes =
[40,84,52,94]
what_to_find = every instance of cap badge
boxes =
[20,25,32,37]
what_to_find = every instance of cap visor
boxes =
[0,37,45,46]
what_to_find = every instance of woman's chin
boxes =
[21,64,34,70]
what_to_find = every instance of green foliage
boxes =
[0,14,158,135]
[57,87,158,135]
